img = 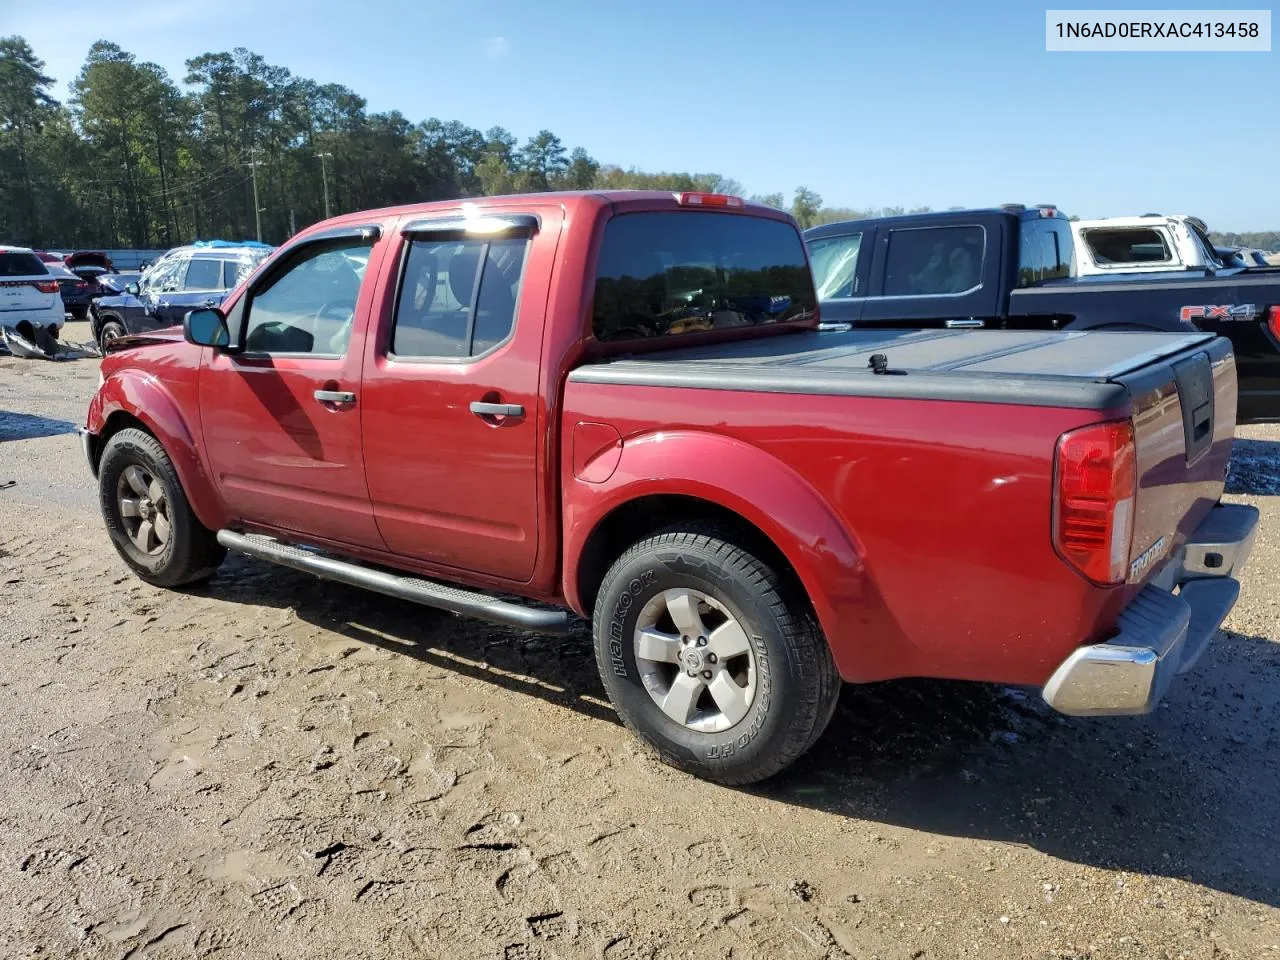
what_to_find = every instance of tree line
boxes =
[1,36,1274,252]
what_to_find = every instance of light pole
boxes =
[245,158,264,242]
[316,152,333,220]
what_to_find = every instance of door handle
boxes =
[315,389,356,404]
[203,298,217,307]
[470,401,524,418]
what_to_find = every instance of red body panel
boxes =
[559,383,1120,685]
[87,342,230,533]
[84,190,1226,693]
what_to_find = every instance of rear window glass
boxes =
[184,258,223,290]
[0,252,49,277]
[392,236,529,358]
[1084,228,1173,265]
[592,212,815,342]
[883,226,984,296]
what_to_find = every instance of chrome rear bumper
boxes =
[1042,502,1259,717]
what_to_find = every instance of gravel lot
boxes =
[2,326,1278,959]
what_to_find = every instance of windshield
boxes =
[592,212,816,342]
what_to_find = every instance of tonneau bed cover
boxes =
[571,328,1224,410]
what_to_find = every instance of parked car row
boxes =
[0,241,276,351]
[89,242,273,348]
[805,204,1280,423]
[82,190,1259,784]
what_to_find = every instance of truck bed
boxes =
[570,327,1218,410]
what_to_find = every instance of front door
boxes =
[360,211,558,582]
[156,256,225,326]
[136,255,186,332]
[199,230,388,549]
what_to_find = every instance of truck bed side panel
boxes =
[562,380,1118,686]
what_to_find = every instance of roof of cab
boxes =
[804,205,1069,240]
[302,189,794,235]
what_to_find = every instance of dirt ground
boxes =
[2,327,1279,959]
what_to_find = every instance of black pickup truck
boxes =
[805,205,1280,423]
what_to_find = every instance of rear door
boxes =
[199,225,389,549]
[860,220,1002,326]
[359,209,559,582]
[136,255,186,332]
[157,256,225,326]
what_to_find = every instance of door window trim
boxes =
[385,220,536,365]
[229,224,381,358]
[868,223,987,301]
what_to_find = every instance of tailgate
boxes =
[0,279,52,313]
[1113,336,1236,587]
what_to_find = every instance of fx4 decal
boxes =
[1180,303,1260,323]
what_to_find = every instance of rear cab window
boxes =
[592,212,815,342]
[1018,218,1075,286]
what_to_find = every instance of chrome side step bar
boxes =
[216,530,572,635]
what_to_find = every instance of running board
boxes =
[216,530,572,635]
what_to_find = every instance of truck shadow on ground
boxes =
[205,557,1280,908]
[0,410,78,443]
[1227,438,1280,495]
[766,627,1280,909]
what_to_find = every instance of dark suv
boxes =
[90,244,273,348]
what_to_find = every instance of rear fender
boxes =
[563,430,904,681]
[88,370,228,531]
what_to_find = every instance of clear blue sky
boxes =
[9,0,1279,230]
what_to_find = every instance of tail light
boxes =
[673,192,745,209]
[1267,305,1280,343]
[33,280,59,294]
[1053,420,1137,585]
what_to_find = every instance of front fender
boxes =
[562,430,906,682]
[88,369,229,531]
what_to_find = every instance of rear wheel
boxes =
[592,525,840,785]
[98,428,225,587]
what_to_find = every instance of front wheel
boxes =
[592,526,840,785]
[98,428,225,587]
[98,319,126,350]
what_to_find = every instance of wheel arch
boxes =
[89,372,228,531]
[564,430,893,681]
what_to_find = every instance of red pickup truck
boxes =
[81,190,1259,784]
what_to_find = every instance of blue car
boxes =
[90,242,273,348]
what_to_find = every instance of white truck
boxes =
[1070,214,1232,276]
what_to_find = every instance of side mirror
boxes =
[125,282,140,296]
[184,308,230,348]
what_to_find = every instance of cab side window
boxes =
[391,237,528,358]
[243,241,370,355]
[807,233,862,299]
[883,226,984,297]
